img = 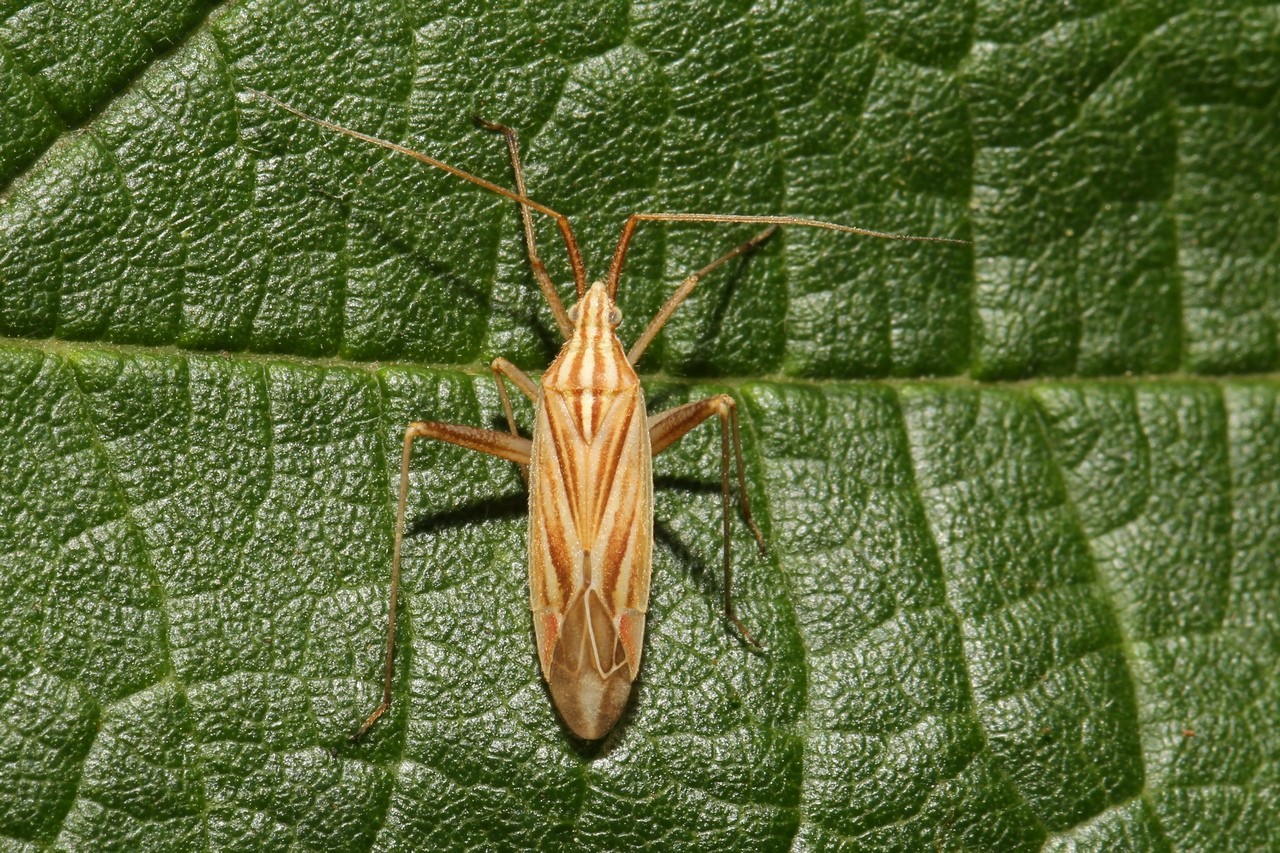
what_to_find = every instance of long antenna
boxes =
[249,89,588,295]
[606,212,969,297]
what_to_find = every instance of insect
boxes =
[257,91,967,740]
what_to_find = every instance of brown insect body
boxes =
[530,282,651,738]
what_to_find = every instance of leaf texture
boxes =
[0,0,1277,850]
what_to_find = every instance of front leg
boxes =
[649,394,768,649]
[491,357,539,484]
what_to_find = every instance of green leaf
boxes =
[1,1,1277,851]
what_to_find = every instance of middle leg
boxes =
[352,420,531,740]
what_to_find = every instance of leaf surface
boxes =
[1,1,1277,850]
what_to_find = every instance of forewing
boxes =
[528,386,652,681]
[528,394,583,648]
[587,388,653,623]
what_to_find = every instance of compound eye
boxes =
[607,306,622,326]
[567,302,580,324]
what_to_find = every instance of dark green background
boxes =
[0,0,1277,850]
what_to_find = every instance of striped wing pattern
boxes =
[528,383,653,680]
[523,280,655,737]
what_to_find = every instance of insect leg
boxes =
[352,421,532,741]
[490,356,539,484]
[627,227,777,365]
[476,119,575,337]
[490,356,539,426]
[649,394,768,649]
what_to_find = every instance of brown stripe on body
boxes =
[533,388,651,608]
[540,389,637,557]
[528,396,583,613]
[588,390,653,615]
[585,392,636,529]
[545,394,587,536]
[529,280,654,679]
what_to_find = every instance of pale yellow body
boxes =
[529,282,652,738]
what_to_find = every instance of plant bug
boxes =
[256,91,967,740]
